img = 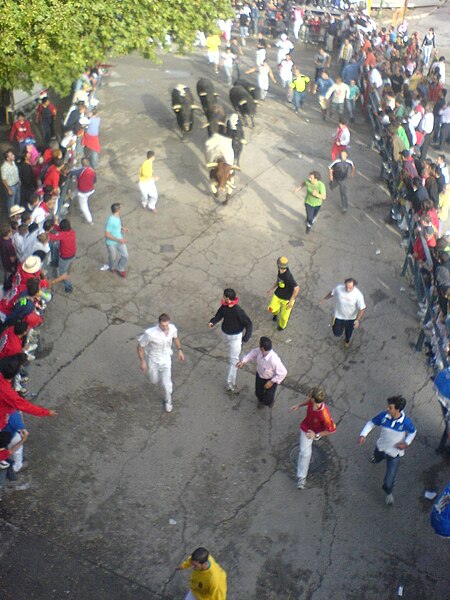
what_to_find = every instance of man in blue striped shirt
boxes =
[358,396,417,506]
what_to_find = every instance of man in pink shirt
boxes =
[237,336,287,408]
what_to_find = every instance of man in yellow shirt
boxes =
[290,67,311,113]
[206,34,221,73]
[177,547,227,600]
[139,150,159,212]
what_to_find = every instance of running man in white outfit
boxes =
[137,313,185,413]
[320,277,366,348]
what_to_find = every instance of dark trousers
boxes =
[439,123,450,149]
[436,403,450,454]
[330,178,348,210]
[373,447,400,495]
[332,317,355,343]
[255,373,278,406]
[420,133,432,159]
[305,204,321,227]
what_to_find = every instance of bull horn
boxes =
[254,100,260,104]
[172,104,182,110]
[191,104,201,110]
[214,92,219,96]
[201,122,210,128]
[206,162,218,168]
[238,100,248,106]
[241,139,248,145]
[232,165,241,171]
[199,92,208,96]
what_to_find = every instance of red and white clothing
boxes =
[331,125,350,160]
[9,119,32,143]
[0,374,51,430]
[0,327,23,359]
[297,401,336,480]
[43,164,61,191]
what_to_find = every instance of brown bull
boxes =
[207,159,239,205]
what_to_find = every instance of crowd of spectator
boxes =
[0,67,103,501]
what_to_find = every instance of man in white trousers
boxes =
[290,387,336,489]
[72,158,96,225]
[137,313,184,413]
[138,150,159,212]
[208,288,252,394]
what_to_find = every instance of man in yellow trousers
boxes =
[266,256,300,331]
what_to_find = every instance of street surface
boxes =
[1,7,449,599]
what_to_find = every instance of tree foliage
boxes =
[0,0,233,93]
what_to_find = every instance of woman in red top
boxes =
[9,112,33,154]
[290,387,336,489]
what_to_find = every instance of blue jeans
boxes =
[305,203,321,227]
[6,183,21,213]
[293,90,306,112]
[59,256,75,291]
[107,243,128,273]
[373,447,400,495]
[346,98,356,119]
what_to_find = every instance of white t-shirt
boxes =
[332,285,366,320]
[138,323,178,366]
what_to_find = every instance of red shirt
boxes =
[413,236,436,262]
[9,119,32,143]
[48,225,77,258]
[300,401,336,434]
[0,448,11,460]
[14,264,49,296]
[0,327,23,359]
[43,164,61,190]
[0,373,51,430]
[364,52,377,68]
[77,166,96,192]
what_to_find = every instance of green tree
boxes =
[0,0,233,93]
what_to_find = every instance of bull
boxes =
[205,133,240,205]
[203,102,227,137]
[171,85,198,136]
[226,113,247,166]
[233,78,262,101]
[229,85,258,128]
[196,78,218,115]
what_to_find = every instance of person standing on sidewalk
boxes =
[320,277,366,348]
[1,149,21,213]
[71,158,96,225]
[237,336,287,408]
[328,150,355,214]
[137,313,185,413]
[208,288,253,394]
[294,171,327,235]
[176,546,227,600]
[104,203,128,278]
[358,396,417,506]
[266,256,300,331]
[139,151,159,213]
[290,387,336,489]
[48,218,77,293]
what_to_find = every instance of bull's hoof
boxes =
[213,192,219,200]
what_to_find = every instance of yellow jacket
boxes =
[438,188,450,223]
[181,555,227,600]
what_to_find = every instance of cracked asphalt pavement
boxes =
[0,27,449,600]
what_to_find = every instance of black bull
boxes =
[171,87,199,133]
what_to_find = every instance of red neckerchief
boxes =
[221,297,239,307]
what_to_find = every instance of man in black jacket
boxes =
[208,288,252,394]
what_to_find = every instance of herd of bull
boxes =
[171,78,261,204]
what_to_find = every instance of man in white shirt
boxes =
[321,277,366,348]
[419,104,434,159]
[431,56,446,85]
[137,313,185,413]
[369,66,383,91]
[438,103,450,150]
[358,395,416,505]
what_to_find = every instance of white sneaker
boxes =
[297,477,306,489]
[25,343,38,352]
[385,493,394,505]
[165,401,173,413]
